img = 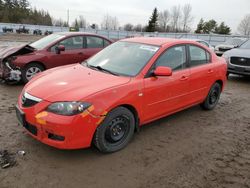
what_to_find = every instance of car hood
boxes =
[224,48,250,58]
[24,64,131,102]
[0,44,35,61]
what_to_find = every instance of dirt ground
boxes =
[0,34,250,188]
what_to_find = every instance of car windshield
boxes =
[29,34,65,50]
[224,38,246,46]
[84,41,159,76]
[239,40,250,49]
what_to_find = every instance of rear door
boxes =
[187,45,215,104]
[83,36,111,60]
[142,45,191,122]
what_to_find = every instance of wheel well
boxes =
[215,80,223,88]
[120,104,140,132]
[26,61,46,70]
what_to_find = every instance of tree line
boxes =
[0,0,52,25]
[0,0,249,35]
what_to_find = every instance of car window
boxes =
[189,45,210,67]
[155,46,186,71]
[51,36,83,51]
[86,36,104,48]
[104,39,111,47]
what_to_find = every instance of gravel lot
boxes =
[0,34,250,188]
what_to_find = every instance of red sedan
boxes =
[16,37,227,153]
[0,32,112,83]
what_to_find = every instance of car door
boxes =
[82,36,111,60]
[142,45,191,122]
[46,36,87,68]
[187,45,215,104]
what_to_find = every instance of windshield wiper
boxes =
[86,64,119,76]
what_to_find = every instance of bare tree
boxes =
[158,10,170,32]
[170,5,182,32]
[124,23,133,31]
[52,18,64,27]
[238,14,250,36]
[101,14,119,30]
[182,4,193,32]
[78,15,87,29]
[134,24,143,32]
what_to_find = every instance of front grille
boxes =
[21,92,41,108]
[219,48,231,52]
[230,57,250,67]
[24,122,37,136]
[22,95,39,107]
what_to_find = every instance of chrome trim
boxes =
[24,92,42,102]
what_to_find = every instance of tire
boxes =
[93,107,135,153]
[200,82,222,110]
[21,63,44,83]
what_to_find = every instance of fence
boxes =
[0,22,250,46]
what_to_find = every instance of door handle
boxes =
[180,75,189,81]
[78,52,84,55]
[208,69,214,74]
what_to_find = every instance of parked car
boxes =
[223,39,250,77]
[214,38,247,56]
[0,32,112,83]
[2,27,13,33]
[16,38,227,153]
[44,30,53,35]
[185,39,214,51]
[16,26,29,34]
[33,29,42,35]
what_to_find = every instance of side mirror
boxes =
[153,66,172,77]
[55,45,65,54]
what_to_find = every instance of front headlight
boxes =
[47,102,91,116]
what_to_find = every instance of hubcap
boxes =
[26,67,42,80]
[105,116,129,143]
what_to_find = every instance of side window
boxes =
[189,45,210,67]
[104,39,111,47]
[51,36,83,51]
[86,36,104,48]
[199,41,209,47]
[155,45,186,71]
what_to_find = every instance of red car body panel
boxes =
[17,38,227,149]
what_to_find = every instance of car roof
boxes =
[121,37,181,46]
[54,32,111,40]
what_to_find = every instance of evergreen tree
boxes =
[146,8,158,32]
[195,18,204,33]
[215,22,231,35]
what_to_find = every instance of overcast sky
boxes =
[29,0,250,33]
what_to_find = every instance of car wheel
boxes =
[93,107,135,153]
[22,63,44,83]
[201,82,221,110]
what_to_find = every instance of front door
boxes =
[46,36,87,68]
[142,45,190,123]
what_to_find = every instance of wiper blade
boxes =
[87,65,119,76]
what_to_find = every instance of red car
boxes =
[0,32,112,83]
[16,38,227,153]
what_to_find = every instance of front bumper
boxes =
[228,63,250,76]
[0,60,21,81]
[16,97,104,149]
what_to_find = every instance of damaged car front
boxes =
[0,44,35,83]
